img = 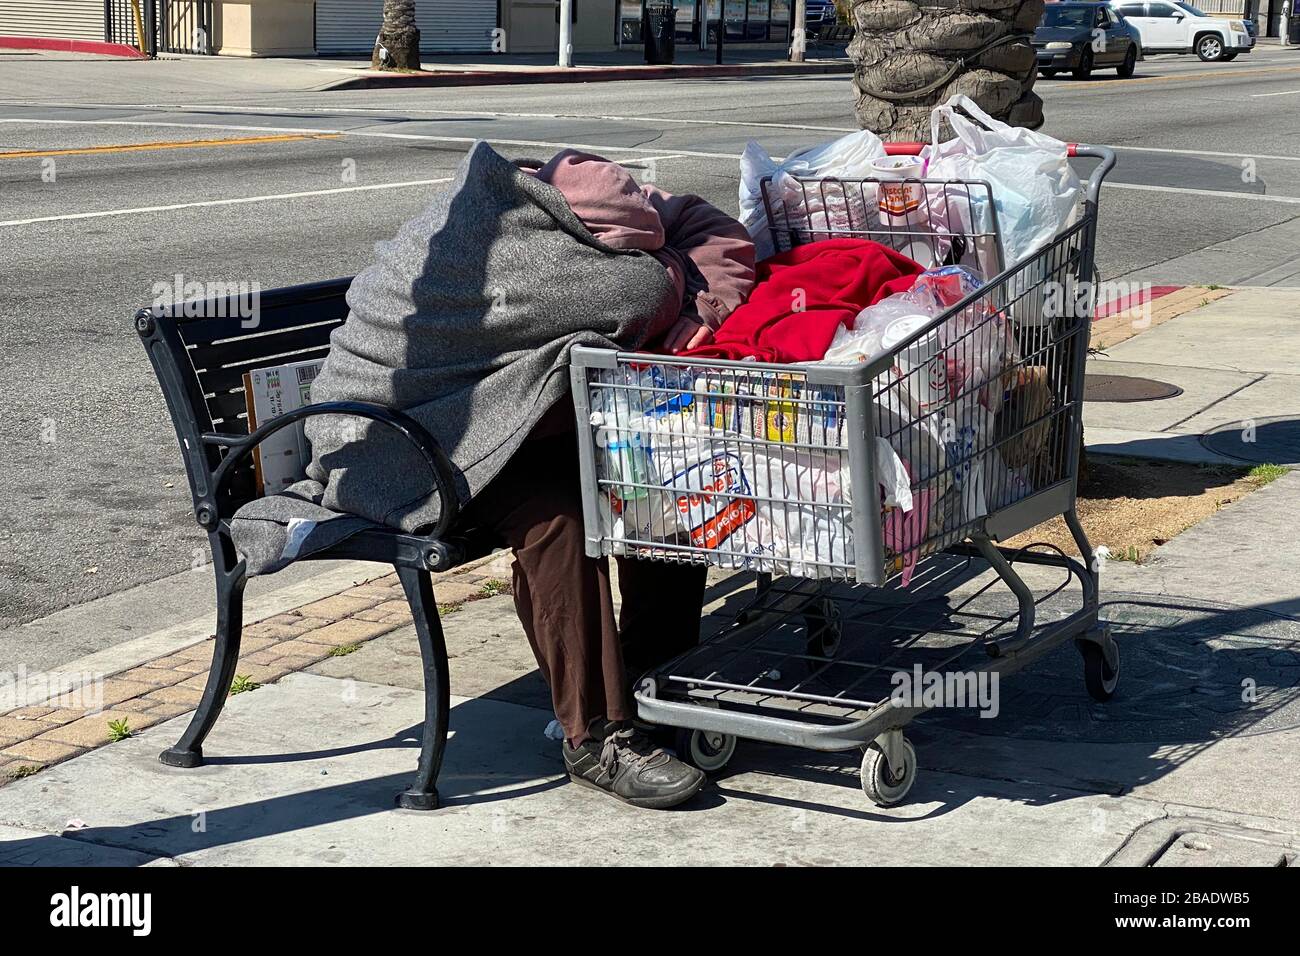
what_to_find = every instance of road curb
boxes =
[1090,285,1233,351]
[322,60,853,90]
[0,35,147,59]
[0,553,514,783]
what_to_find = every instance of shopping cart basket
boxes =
[569,142,1118,806]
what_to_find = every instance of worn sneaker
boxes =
[564,722,705,809]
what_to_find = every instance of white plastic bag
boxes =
[740,130,887,261]
[922,94,1082,275]
[823,265,984,367]
[745,446,853,577]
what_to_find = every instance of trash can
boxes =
[1290,15,1300,44]
[644,4,677,65]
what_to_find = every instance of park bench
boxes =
[136,279,493,810]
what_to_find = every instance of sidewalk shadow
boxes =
[634,555,1300,820]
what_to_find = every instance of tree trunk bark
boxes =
[372,0,422,71]
[849,0,1044,141]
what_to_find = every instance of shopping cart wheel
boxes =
[675,726,737,775]
[860,733,917,807]
[803,597,843,659]
[1080,633,1120,702]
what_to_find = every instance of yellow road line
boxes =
[1065,63,1300,90]
[0,132,341,160]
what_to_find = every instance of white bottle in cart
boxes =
[590,390,650,501]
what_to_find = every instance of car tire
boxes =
[1117,46,1137,78]
[1196,33,1226,61]
[1072,47,1094,79]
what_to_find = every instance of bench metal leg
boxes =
[159,538,246,769]
[395,566,450,811]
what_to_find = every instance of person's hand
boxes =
[662,317,714,354]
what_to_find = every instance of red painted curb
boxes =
[1093,285,1183,320]
[0,35,148,59]
[327,61,852,90]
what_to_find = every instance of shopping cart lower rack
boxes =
[568,142,1120,807]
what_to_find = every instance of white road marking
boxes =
[1250,87,1300,97]
[6,119,1300,212]
[0,177,451,227]
[1105,144,1300,163]
[69,103,863,134]
[6,112,1300,168]
[1103,181,1300,205]
[0,117,750,160]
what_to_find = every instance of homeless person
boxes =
[232,142,755,809]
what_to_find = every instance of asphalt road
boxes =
[3,45,1300,635]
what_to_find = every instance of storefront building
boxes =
[0,0,802,56]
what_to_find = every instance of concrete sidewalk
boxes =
[1085,287,1300,466]
[0,46,849,101]
[2,466,1299,864]
[1,288,1297,866]
[324,47,852,90]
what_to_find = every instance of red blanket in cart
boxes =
[681,238,924,363]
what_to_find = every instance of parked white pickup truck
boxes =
[1109,1,1255,61]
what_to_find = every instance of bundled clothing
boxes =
[683,238,924,363]
[232,140,755,570]
[229,141,756,747]
[521,150,756,335]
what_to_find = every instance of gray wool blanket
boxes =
[231,140,681,574]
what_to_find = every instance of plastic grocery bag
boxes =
[739,129,887,261]
[638,411,766,567]
[745,446,853,577]
[823,265,984,367]
[922,94,1082,276]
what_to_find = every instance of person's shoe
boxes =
[563,722,705,809]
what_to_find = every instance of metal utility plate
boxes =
[1084,373,1183,403]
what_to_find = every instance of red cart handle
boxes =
[884,141,1083,157]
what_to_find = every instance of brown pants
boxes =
[459,406,708,745]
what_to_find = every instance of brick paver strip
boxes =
[2,738,85,764]
[116,665,193,687]
[0,552,512,786]
[6,706,55,720]
[145,685,204,707]
[297,594,378,620]
[297,618,400,647]
[1090,286,1232,351]
[39,710,164,749]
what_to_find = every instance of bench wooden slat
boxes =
[196,341,335,396]
[205,388,253,430]
[172,279,351,347]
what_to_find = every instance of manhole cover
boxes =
[1108,818,1298,866]
[1200,415,1300,465]
[1084,373,1183,402]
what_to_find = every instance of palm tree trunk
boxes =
[373,0,422,71]
[849,0,1044,141]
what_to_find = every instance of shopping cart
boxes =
[569,142,1118,806]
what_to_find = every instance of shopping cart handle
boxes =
[883,141,1085,156]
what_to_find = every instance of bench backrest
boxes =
[136,278,352,523]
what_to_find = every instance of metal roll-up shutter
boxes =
[0,0,105,40]
[315,0,495,54]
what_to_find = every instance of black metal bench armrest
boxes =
[202,400,460,538]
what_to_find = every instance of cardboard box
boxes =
[243,358,325,495]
